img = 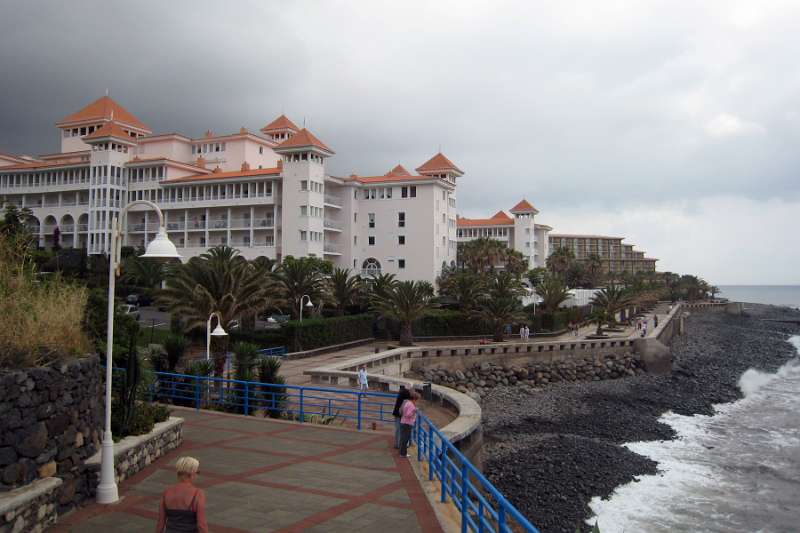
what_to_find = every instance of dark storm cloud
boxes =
[1,0,798,282]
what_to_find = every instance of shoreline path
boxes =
[52,407,443,532]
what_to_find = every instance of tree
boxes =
[328,267,363,315]
[585,253,604,288]
[163,335,188,371]
[368,272,397,300]
[272,256,327,319]
[526,267,548,290]
[458,237,510,273]
[233,342,259,382]
[709,285,720,300]
[472,272,526,342]
[0,204,35,249]
[590,285,631,334]
[565,261,587,288]
[370,280,433,346]
[546,247,574,278]
[122,254,165,289]
[437,270,486,312]
[537,274,571,330]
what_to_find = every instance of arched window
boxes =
[362,257,381,276]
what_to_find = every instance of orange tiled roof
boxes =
[274,128,334,153]
[161,166,281,184]
[125,157,210,172]
[57,96,150,131]
[549,234,625,240]
[509,199,538,213]
[347,174,437,184]
[261,114,300,133]
[0,157,88,171]
[0,151,33,164]
[457,210,514,227]
[83,122,137,142]
[386,164,411,176]
[416,152,463,174]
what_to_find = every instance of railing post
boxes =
[194,379,200,411]
[441,445,448,503]
[428,423,434,481]
[460,462,468,533]
[328,398,332,417]
[299,389,305,423]
[498,506,506,533]
[417,417,423,462]
[244,382,250,416]
[357,392,363,430]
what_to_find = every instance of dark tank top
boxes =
[164,488,199,533]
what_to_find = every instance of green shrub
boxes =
[112,401,170,437]
[282,313,374,352]
[0,234,90,368]
[163,334,188,371]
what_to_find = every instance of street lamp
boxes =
[299,294,313,323]
[206,311,228,363]
[97,200,180,505]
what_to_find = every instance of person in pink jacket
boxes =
[398,391,419,458]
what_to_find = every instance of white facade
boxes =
[456,199,551,269]
[0,96,463,284]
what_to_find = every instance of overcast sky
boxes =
[1,0,798,284]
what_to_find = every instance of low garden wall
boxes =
[84,417,183,491]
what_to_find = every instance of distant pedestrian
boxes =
[505,324,512,337]
[358,365,369,392]
[519,325,525,342]
[654,315,659,328]
[399,391,420,458]
[157,456,208,533]
[391,385,412,449]
[641,323,648,337]
[573,322,579,336]
[525,325,531,341]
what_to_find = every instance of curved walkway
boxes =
[52,408,442,533]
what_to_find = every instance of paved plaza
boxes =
[52,408,442,532]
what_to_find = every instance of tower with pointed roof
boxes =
[57,96,151,153]
[273,128,334,259]
[260,114,300,144]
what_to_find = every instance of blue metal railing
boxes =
[256,346,287,357]
[136,369,395,430]
[414,413,540,533]
[115,368,538,532]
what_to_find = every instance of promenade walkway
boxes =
[52,408,442,533]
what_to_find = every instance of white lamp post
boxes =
[206,311,228,363]
[299,294,313,323]
[97,200,180,505]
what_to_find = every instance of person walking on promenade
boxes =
[399,391,420,458]
[525,325,531,341]
[157,456,208,533]
[519,325,525,341]
[641,322,648,337]
[392,385,412,449]
[654,315,659,328]
[358,365,369,392]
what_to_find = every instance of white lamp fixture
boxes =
[299,295,313,323]
[97,200,179,505]
[211,323,228,337]
[206,311,227,362]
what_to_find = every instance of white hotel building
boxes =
[456,199,552,269]
[0,96,460,284]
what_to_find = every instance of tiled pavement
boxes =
[52,408,443,532]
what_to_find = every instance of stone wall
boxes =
[414,352,643,400]
[0,477,61,533]
[0,356,101,507]
[85,417,183,492]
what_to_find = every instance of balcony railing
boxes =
[77,224,88,232]
[324,245,341,254]
[166,222,185,231]
[323,219,341,230]
[229,217,252,229]
[324,194,342,206]
[254,218,274,228]
[60,224,75,233]
[210,220,228,229]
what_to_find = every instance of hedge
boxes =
[231,313,374,352]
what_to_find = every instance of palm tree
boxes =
[709,285,720,301]
[590,285,631,334]
[585,253,604,289]
[546,247,574,278]
[368,272,397,300]
[437,270,486,312]
[160,245,264,378]
[328,267,363,315]
[122,254,165,289]
[472,271,525,341]
[458,237,510,273]
[537,274,571,330]
[272,256,327,319]
[370,280,433,346]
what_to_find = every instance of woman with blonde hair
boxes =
[156,456,208,533]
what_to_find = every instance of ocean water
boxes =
[718,285,800,310]
[588,336,800,532]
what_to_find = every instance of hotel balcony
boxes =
[323,244,342,255]
[324,194,342,207]
[323,219,342,231]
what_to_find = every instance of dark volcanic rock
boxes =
[481,304,800,533]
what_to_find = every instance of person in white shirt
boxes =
[358,365,369,392]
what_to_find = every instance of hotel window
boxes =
[300,180,308,191]
[398,212,405,228]
[368,236,375,246]
[401,186,408,198]
[410,186,416,197]
[379,188,385,199]
[354,236,357,245]
[386,187,392,199]
[354,212,358,223]
[368,213,375,228]
[259,146,263,154]
[398,259,406,269]
[398,235,405,245]
[300,230,307,241]
[300,206,308,216]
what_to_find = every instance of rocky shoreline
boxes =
[480,304,800,533]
